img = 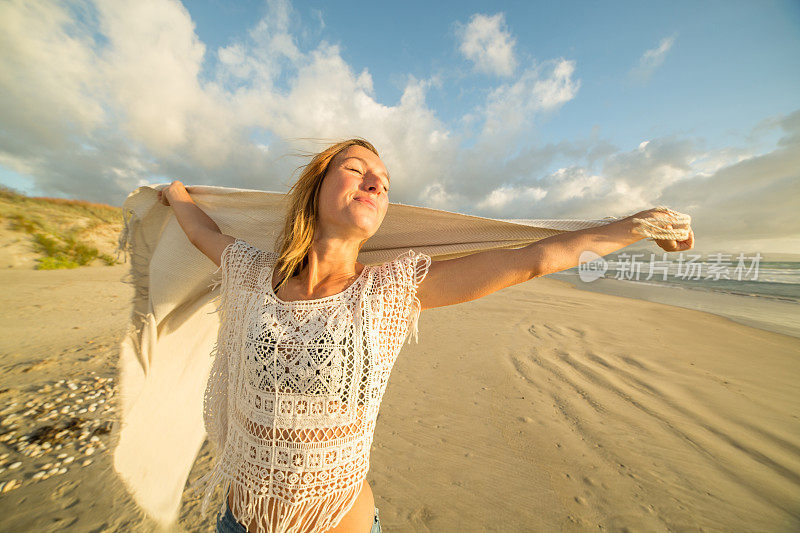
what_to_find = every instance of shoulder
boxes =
[371,250,433,344]
[223,238,272,257]
[211,240,274,302]
[220,239,275,275]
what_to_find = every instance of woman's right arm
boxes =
[158,180,235,268]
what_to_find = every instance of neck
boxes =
[285,237,364,296]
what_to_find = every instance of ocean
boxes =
[546,257,800,339]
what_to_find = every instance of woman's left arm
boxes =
[416,208,694,311]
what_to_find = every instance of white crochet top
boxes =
[188,239,432,532]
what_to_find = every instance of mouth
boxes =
[354,197,377,210]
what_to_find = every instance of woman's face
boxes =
[316,145,391,245]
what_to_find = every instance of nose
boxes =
[362,175,384,195]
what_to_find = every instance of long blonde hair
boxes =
[272,137,380,294]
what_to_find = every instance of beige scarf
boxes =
[111,184,688,528]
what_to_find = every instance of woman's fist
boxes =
[654,226,694,252]
[629,206,694,252]
[157,180,188,206]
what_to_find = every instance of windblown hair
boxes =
[272,137,380,294]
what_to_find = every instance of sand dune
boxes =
[0,265,797,531]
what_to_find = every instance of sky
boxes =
[0,0,798,254]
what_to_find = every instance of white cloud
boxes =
[0,0,454,199]
[657,112,800,244]
[420,181,461,211]
[456,13,517,77]
[482,59,580,138]
[476,184,547,211]
[95,0,216,159]
[630,34,677,84]
[545,167,606,202]
[0,0,106,150]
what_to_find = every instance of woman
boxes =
[158,138,693,533]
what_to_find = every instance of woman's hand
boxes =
[654,226,694,252]
[157,180,190,206]
[628,206,694,252]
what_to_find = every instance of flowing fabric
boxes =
[110,184,687,529]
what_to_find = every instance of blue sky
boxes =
[0,0,798,252]
[184,0,799,153]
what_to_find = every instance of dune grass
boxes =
[0,185,123,269]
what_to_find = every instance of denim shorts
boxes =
[215,488,381,533]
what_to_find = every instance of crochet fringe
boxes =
[187,469,365,533]
[116,205,135,264]
[200,252,231,456]
[114,204,155,376]
[399,250,432,345]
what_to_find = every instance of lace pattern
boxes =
[188,239,432,532]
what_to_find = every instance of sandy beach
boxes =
[0,263,798,531]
